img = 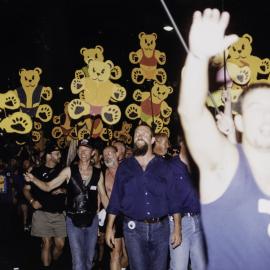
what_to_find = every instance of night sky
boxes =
[0,0,269,146]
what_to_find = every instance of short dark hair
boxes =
[155,133,169,140]
[45,141,60,155]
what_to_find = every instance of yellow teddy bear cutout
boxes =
[113,121,133,145]
[68,59,126,126]
[52,102,78,148]
[80,45,105,77]
[13,67,54,141]
[125,82,173,133]
[16,67,53,122]
[227,33,261,85]
[76,118,113,142]
[129,32,167,84]
[206,33,270,114]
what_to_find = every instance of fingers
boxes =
[211,9,221,23]
[105,232,115,249]
[24,172,32,182]
[107,237,115,249]
[23,173,30,181]
[171,235,181,249]
[193,10,202,23]
[201,8,225,23]
[170,236,175,246]
[219,11,230,29]
[111,236,115,247]
[198,8,231,30]
[203,8,213,18]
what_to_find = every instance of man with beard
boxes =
[103,146,128,270]
[105,125,181,270]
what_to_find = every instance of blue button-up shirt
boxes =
[107,156,180,220]
[169,156,200,214]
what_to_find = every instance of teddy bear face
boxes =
[122,122,132,133]
[124,124,132,132]
[228,34,253,60]
[139,32,157,58]
[151,83,173,103]
[80,45,104,64]
[19,68,41,92]
[88,60,112,82]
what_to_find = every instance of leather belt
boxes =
[141,215,168,224]
[125,215,168,224]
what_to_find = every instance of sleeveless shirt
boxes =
[201,145,270,270]
[66,165,100,215]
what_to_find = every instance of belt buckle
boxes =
[144,217,156,224]
[144,217,160,224]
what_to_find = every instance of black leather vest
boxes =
[66,165,100,215]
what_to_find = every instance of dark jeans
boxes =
[66,215,98,270]
[123,217,170,270]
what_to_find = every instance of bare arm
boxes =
[23,184,34,203]
[24,167,71,192]
[23,184,42,209]
[97,173,109,209]
[105,214,116,248]
[171,213,182,249]
[179,9,238,170]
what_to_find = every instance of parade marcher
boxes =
[106,125,181,270]
[112,141,126,163]
[103,145,128,270]
[169,142,206,270]
[179,8,270,269]
[23,143,66,270]
[153,133,170,158]
[24,138,109,270]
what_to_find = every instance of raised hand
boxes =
[189,9,238,59]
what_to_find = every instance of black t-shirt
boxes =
[30,164,66,213]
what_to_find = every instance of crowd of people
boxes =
[1,7,270,270]
[0,125,205,270]
[22,125,205,270]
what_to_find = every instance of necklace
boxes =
[79,164,93,185]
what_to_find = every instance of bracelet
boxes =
[29,198,34,205]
